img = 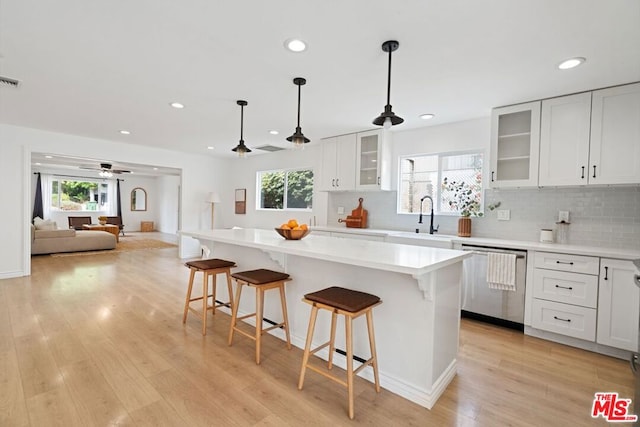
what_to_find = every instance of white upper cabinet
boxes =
[319,134,356,191]
[539,92,592,186]
[355,129,391,190]
[589,83,640,185]
[490,101,541,188]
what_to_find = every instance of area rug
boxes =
[50,237,177,257]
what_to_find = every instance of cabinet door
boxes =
[355,129,391,190]
[597,258,640,352]
[590,83,640,185]
[539,93,592,186]
[334,134,356,191]
[489,101,541,188]
[319,137,338,191]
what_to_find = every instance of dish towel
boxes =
[486,252,517,291]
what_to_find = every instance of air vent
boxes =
[255,145,286,152]
[0,76,20,88]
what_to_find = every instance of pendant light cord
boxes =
[386,48,392,106]
[296,83,302,128]
[240,104,244,141]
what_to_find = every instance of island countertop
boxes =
[180,228,471,276]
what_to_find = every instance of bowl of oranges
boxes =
[275,219,310,240]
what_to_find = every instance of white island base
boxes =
[181,229,467,410]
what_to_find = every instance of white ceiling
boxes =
[2,0,639,160]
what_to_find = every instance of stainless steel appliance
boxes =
[631,259,640,424]
[460,244,527,330]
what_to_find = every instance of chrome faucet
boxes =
[417,195,439,234]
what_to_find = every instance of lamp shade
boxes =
[208,192,221,204]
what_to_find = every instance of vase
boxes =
[457,217,471,237]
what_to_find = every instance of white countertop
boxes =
[310,226,640,260]
[180,228,470,276]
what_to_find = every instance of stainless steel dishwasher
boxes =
[460,244,527,331]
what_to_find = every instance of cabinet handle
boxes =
[581,166,585,179]
[331,178,335,187]
[555,284,573,290]
[491,171,495,182]
[593,165,597,178]
[377,177,381,185]
[556,261,574,266]
[604,266,609,281]
[553,316,572,323]
[336,178,339,187]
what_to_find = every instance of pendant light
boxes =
[286,77,310,148]
[231,100,251,157]
[373,40,404,129]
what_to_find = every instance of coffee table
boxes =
[82,224,120,243]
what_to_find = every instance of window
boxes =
[50,178,111,211]
[257,168,314,210]
[398,151,483,215]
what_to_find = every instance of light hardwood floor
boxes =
[1,233,634,426]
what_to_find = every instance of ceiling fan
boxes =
[80,162,131,176]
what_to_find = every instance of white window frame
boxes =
[396,150,484,216]
[255,167,314,212]
[49,176,112,213]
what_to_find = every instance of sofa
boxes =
[31,224,117,255]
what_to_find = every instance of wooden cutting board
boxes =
[338,197,368,228]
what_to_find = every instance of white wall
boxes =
[217,145,328,230]
[157,175,181,233]
[0,123,230,278]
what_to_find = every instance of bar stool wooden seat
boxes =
[228,269,292,364]
[298,286,382,420]
[182,258,236,336]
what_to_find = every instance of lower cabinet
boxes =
[531,299,596,341]
[596,258,640,352]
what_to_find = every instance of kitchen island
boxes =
[180,228,470,409]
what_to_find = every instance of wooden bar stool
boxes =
[228,269,292,364]
[182,258,236,336]
[298,286,382,420]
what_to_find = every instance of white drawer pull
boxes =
[554,315,572,322]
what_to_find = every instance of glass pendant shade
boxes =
[231,100,251,157]
[287,77,310,147]
[373,40,404,127]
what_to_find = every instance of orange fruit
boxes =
[300,224,308,230]
[293,226,301,230]
[287,219,298,228]
[280,224,291,230]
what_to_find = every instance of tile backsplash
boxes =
[328,187,640,250]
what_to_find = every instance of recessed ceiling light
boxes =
[558,57,586,70]
[207,146,214,150]
[420,113,435,120]
[35,162,41,166]
[153,167,158,171]
[119,130,131,135]
[170,102,185,109]
[269,130,279,135]
[284,38,307,52]
[45,155,53,159]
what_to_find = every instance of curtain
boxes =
[107,180,118,215]
[116,179,122,218]
[32,173,44,220]
[41,174,53,220]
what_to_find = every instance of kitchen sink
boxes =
[385,231,454,249]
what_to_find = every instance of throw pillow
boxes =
[34,218,58,230]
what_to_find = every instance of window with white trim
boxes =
[50,178,111,212]
[398,151,483,215]
[257,168,314,210]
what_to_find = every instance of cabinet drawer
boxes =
[533,252,599,275]
[533,269,598,308]
[531,299,596,341]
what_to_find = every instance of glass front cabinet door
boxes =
[355,129,391,191]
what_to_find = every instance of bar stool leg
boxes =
[211,273,217,316]
[228,281,244,345]
[201,271,209,336]
[366,309,381,392]
[346,315,354,420]
[183,268,196,324]
[298,305,319,390]
[225,270,234,310]
[328,310,337,369]
[255,287,265,364]
[278,284,292,349]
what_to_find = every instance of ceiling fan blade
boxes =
[79,166,100,171]
[112,170,131,174]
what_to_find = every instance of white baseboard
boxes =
[0,270,25,280]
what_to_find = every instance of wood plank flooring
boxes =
[0,232,634,426]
